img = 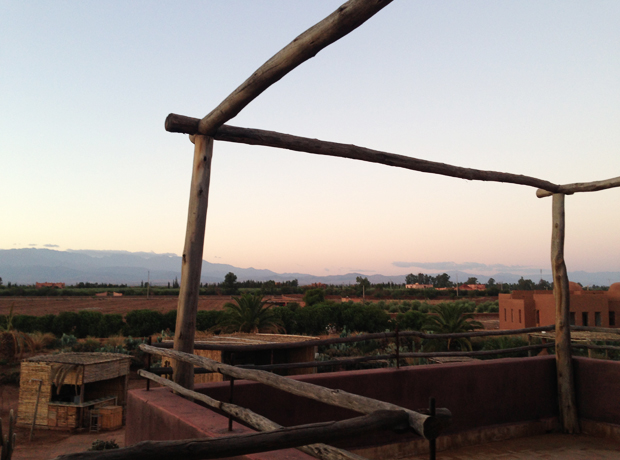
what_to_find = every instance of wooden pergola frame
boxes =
[166,0,619,435]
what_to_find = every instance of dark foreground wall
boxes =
[126,357,620,456]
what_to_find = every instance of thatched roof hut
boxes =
[18,352,131,431]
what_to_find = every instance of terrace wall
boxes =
[127,356,561,456]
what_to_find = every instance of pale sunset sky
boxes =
[1,1,619,277]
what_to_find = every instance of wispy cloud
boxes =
[29,243,37,246]
[43,244,59,248]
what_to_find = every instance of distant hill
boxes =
[0,248,617,287]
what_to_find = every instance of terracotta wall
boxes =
[127,356,559,452]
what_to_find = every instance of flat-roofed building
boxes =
[499,282,620,330]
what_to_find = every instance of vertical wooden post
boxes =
[146,336,152,391]
[173,135,214,390]
[551,193,580,433]
[428,397,436,460]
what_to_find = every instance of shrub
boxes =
[162,310,177,331]
[124,310,164,337]
[100,314,124,337]
[11,315,38,333]
[72,337,101,353]
[396,310,427,331]
[88,439,119,451]
[53,312,80,336]
[28,331,57,351]
[196,310,225,331]
[76,311,104,338]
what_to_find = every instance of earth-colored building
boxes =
[499,282,620,330]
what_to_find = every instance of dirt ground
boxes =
[1,370,149,460]
[0,295,234,316]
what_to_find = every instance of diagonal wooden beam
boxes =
[141,344,443,440]
[139,370,369,460]
[53,410,408,460]
[185,0,393,136]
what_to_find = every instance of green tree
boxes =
[487,277,496,287]
[303,288,325,306]
[424,303,483,351]
[465,277,478,285]
[221,293,283,333]
[222,272,238,295]
[517,277,536,290]
[434,273,452,288]
[405,274,417,285]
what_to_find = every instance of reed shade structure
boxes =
[163,333,319,383]
[160,0,620,435]
[17,353,131,430]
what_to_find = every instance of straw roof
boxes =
[26,352,132,365]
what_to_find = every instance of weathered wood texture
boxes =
[53,410,408,460]
[551,193,579,434]
[166,119,562,192]
[148,341,555,376]
[138,370,367,460]
[153,325,556,354]
[166,0,392,136]
[141,345,441,439]
[173,135,214,389]
[536,176,620,197]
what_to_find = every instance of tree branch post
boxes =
[551,193,579,433]
[173,135,214,389]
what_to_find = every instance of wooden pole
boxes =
[29,380,42,441]
[173,135,214,389]
[142,344,442,439]
[52,410,408,460]
[166,119,563,193]
[536,176,620,197]
[551,193,579,433]
[179,0,393,136]
[138,370,368,460]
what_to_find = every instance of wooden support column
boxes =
[173,135,214,389]
[551,193,579,433]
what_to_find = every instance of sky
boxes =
[1,0,619,278]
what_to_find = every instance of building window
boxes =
[536,310,540,325]
[610,311,616,327]
[504,308,507,322]
[570,312,575,326]
[511,309,514,322]
[582,312,589,327]
[518,310,522,323]
[595,312,602,327]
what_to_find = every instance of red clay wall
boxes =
[127,356,559,452]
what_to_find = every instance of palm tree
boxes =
[423,303,483,351]
[221,293,284,333]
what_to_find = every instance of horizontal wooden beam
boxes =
[192,0,392,136]
[141,344,442,439]
[167,115,620,197]
[151,325,556,353]
[166,117,561,192]
[53,410,407,460]
[536,176,620,198]
[138,370,367,460]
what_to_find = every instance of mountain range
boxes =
[0,248,618,287]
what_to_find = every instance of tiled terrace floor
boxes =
[415,433,620,459]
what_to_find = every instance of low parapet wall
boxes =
[126,356,620,458]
